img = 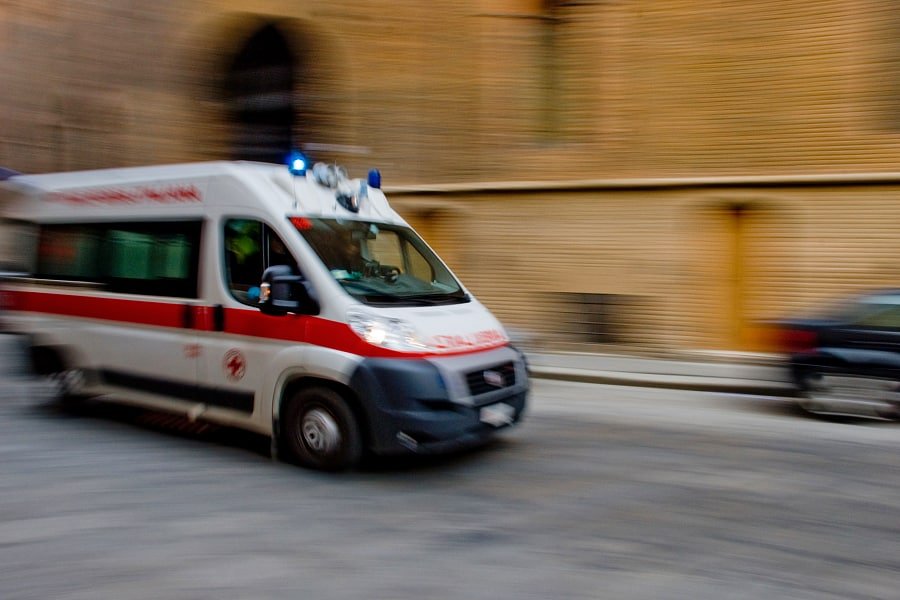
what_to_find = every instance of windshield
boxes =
[292,217,468,306]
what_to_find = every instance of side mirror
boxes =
[258,265,319,316]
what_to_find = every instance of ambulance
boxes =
[0,159,529,470]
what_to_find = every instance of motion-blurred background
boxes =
[4,1,900,354]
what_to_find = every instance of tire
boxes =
[31,346,85,403]
[49,368,86,401]
[280,386,362,471]
[799,369,900,420]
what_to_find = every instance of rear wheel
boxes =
[797,370,826,414]
[48,368,86,399]
[280,387,362,471]
[31,346,85,403]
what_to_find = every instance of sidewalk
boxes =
[0,333,796,397]
[525,350,797,396]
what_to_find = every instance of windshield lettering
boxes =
[433,329,506,350]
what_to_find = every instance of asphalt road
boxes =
[0,376,898,600]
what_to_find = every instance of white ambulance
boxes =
[0,160,528,470]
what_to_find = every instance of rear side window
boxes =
[35,221,201,298]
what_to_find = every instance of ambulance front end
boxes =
[267,165,530,459]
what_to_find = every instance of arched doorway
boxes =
[225,24,295,163]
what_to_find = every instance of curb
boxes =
[528,366,798,397]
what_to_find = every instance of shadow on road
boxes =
[359,437,513,474]
[731,393,899,426]
[30,396,273,456]
[26,396,512,474]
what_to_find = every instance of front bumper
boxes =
[349,345,529,455]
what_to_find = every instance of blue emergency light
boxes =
[287,151,309,176]
[0,167,21,181]
[367,168,381,189]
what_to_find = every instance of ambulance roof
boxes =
[0,161,404,225]
[5,161,269,191]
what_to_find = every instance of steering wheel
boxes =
[381,266,401,284]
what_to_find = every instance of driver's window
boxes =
[224,218,297,305]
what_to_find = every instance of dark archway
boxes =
[225,24,295,163]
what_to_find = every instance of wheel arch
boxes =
[29,341,74,375]
[273,375,371,449]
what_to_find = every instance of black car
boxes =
[781,289,900,420]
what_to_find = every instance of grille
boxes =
[466,361,516,396]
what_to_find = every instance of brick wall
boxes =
[5,1,900,351]
[6,1,900,181]
[391,178,900,353]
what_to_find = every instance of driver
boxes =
[322,232,366,281]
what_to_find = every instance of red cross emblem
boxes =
[223,349,246,382]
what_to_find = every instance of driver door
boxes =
[199,217,303,424]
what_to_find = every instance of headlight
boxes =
[347,310,428,352]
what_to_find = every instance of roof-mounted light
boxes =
[312,162,346,188]
[287,150,309,176]
[367,169,381,189]
[310,162,372,213]
[0,167,21,181]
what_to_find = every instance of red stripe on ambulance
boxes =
[4,289,506,359]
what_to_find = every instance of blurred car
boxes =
[779,289,900,420]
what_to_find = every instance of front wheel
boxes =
[280,387,362,471]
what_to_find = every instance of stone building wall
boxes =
[392,178,900,353]
[4,1,900,351]
[6,1,900,181]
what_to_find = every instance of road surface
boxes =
[0,375,897,600]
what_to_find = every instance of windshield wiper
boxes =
[397,293,469,305]
[341,280,469,305]
[340,280,408,304]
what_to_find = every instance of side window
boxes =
[38,226,103,280]
[224,219,264,302]
[224,218,297,305]
[853,304,900,329]
[405,239,435,282]
[35,221,201,297]
[106,225,199,296]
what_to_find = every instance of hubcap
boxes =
[300,408,341,455]
[52,369,84,396]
